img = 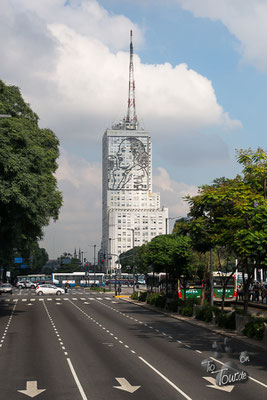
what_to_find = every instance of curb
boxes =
[123,298,267,352]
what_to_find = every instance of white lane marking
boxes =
[22,299,27,302]
[72,298,78,300]
[105,297,111,300]
[196,350,202,354]
[47,299,52,301]
[0,302,17,350]
[210,357,267,389]
[139,357,192,400]
[96,298,103,300]
[88,298,95,300]
[67,358,88,400]
[30,299,35,302]
[84,302,89,304]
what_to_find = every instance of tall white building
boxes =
[101,31,168,271]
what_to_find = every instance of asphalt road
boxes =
[0,288,266,399]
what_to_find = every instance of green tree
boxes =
[0,80,63,267]
[119,245,148,273]
[140,234,195,297]
[186,148,267,314]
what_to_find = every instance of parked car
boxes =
[0,283,13,294]
[16,281,36,289]
[35,284,65,296]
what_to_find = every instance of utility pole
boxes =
[210,249,214,306]
[131,229,135,293]
[93,245,96,285]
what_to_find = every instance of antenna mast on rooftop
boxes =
[125,30,138,129]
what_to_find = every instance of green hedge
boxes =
[138,291,147,302]
[166,298,179,312]
[215,311,236,330]
[181,304,193,317]
[243,318,267,340]
[195,304,213,323]
[131,292,139,300]
[146,292,166,308]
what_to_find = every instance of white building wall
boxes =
[102,127,168,272]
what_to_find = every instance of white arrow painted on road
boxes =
[18,381,46,398]
[203,377,234,392]
[113,378,140,393]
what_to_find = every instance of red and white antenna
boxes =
[125,30,138,128]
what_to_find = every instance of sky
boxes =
[1,0,267,262]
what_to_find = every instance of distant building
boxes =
[101,31,168,272]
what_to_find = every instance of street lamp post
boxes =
[129,229,135,293]
[210,249,214,306]
[93,245,96,285]
[88,244,100,286]
[107,253,120,295]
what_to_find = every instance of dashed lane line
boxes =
[42,300,88,400]
[93,298,198,352]
[66,298,195,399]
[0,301,17,349]
[139,357,192,400]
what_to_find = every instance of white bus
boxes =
[52,272,105,287]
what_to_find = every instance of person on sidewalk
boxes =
[254,282,260,302]
[238,284,244,301]
[261,285,267,304]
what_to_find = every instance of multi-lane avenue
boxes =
[0,288,267,399]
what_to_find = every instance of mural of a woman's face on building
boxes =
[117,138,134,169]
[108,137,149,190]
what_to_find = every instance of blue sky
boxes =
[1,0,267,259]
[99,0,267,182]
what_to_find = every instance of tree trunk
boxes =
[183,279,187,301]
[221,286,225,312]
[242,264,253,315]
[165,270,169,297]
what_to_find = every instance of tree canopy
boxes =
[0,80,63,266]
[184,148,267,312]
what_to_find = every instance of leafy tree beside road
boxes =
[185,148,267,314]
[0,80,63,270]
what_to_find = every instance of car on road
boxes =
[16,280,37,289]
[35,284,65,296]
[0,283,13,294]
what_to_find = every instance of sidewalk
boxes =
[124,297,267,352]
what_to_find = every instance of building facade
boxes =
[101,31,168,272]
[102,122,168,272]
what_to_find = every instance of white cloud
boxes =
[0,0,240,147]
[175,0,267,72]
[40,150,102,258]
[153,167,198,217]
[0,0,240,256]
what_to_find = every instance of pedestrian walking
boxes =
[254,282,260,302]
